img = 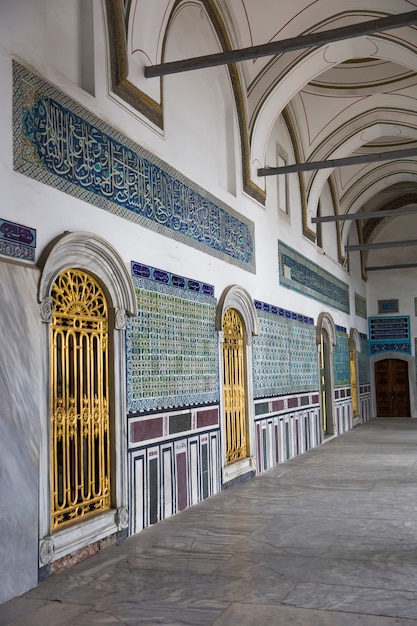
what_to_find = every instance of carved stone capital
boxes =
[115,308,127,330]
[40,296,53,323]
[39,536,55,565]
[116,506,129,529]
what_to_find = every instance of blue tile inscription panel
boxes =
[278,241,349,313]
[13,62,255,272]
[127,263,219,413]
[0,218,36,262]
[368,316,411,355]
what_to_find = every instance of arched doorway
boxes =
[375,359,410,417]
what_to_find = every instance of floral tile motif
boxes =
[126,267,219,413]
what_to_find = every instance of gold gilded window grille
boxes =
[50,269,111,530]
[222,308,248,464]
[350,344,359,418]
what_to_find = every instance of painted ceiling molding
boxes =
[105,0,265,206]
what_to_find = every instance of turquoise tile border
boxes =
[368,316,411,355]
[13,61,255,272]
[278,240,349,313]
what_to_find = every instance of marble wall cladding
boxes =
[128,428,221,533]
[0,262,40,604]
[13,62,255,272]
[359,334,371,385]
[278,240,350,313]
[333,331,350,386]
[126,273,219,413]
[253,311,318,397]
[254,400,321,474]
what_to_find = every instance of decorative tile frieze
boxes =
[126,269,219,413]
[0,218,36,262]
[278,240,349,313]
[254,299,314,325]
[13,61,255,272]
[368,316,411,355]
[131,262,214,296]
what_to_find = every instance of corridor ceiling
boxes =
[113,0,417,275]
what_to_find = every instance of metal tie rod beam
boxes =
[145,11,417,78]
[258,146,417,177]
[367,263,417,271]
[313,205,417,223]
[346,239,417,252]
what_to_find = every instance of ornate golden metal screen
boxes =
[222,308,248,464]
[50,269,111,530]
[350,344,359,418]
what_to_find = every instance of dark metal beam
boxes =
[258,147,417,176]
[145,10,417,78]
[346,239,417,252]
[366,262,417,271]
[313,204,417,223]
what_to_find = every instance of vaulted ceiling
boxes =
[108,0,417,275]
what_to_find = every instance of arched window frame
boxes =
[37,232,136,569]
[316,312,337,437]
[216,285,258,486]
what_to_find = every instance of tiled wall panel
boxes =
[253,307,318,397]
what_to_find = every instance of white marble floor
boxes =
[3,418,417,625]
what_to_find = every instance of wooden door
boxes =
[375,359,410,417]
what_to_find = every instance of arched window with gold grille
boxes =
[222,308,248,464]
[50,269,111,530]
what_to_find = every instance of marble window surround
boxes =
[37,232,136,568]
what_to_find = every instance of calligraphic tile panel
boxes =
[0,218,36,262]
[278,241,349,313]
[126,274,219,413]
[13,62,255,272]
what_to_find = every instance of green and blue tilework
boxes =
[355,293,367,318]
[253,308,318,397]
[333,331,350,386]
[126,269,219,413]
[359,334,370,385]
[278,241,349,313]
[13,61,255,272]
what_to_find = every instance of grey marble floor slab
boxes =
[3,418,417,625]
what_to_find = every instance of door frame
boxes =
[370,352,417,418]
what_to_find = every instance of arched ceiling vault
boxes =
[107,0,417,276]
